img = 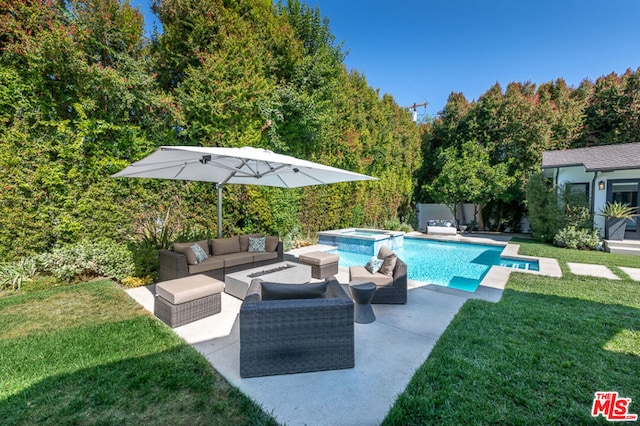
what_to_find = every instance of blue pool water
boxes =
[330,238,539,292]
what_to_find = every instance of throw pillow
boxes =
[248,236,266,252]
[379,253,397,277]
[261,281,328,301]
[265,236,279,252]
[377,245,394,260]
[239,233,262,251]
[365,257,384,274]
[172,242,198,265]
[191,243,208,264]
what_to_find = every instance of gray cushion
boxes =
[349,266,394,287]
[212,237,240,255]
[251,251,278,263]
[265,236,279,252]
[261,281,328,301]
[173,240,208,265]
[188,257,224,275]
[377,245,394,260]
[379,253,397,277]
[216,252,254,267]
[156,275,224,304]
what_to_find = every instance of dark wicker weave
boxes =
[154,293,221,328]
[159,242,283,282]
[309,262,339,279]
[239,277,354,378]
[371,258,407,304]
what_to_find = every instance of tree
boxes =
[525,172,561,242]
[0,0,422,262]
[577,69,640,147]
[423,141,513,229]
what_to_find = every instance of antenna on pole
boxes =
[405,101,428,122]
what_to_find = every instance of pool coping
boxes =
[289,232,562,298]
[404,233,562,293]
[318,227,405,242]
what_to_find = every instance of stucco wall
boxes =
[554,166,640,235]
[415,203,475,231]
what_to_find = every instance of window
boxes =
[566,182,590,203]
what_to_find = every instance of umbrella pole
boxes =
[217,183,223,238]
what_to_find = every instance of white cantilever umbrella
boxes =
[112,146,378,237]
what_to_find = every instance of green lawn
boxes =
[0,281,276,425]
[383,239,640,425]
[1,240,639,425]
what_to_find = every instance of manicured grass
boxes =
[2,241,639,425]
[383,240,640,425]
[0,281,276,425]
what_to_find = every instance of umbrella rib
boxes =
[295,169,325,185]
[173,162,188,179]
[276,174,292,188]
[116,160,201,177]
[225,158,289,179]
[258,163,288,178]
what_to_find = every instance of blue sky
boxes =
[132,0,640,118]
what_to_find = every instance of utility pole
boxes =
[406,102,428,122]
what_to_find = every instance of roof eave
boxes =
[541,162,584,169]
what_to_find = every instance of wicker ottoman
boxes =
[299,251,340,279]
[154,275,224,328]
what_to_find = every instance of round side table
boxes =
[349,281,376,324]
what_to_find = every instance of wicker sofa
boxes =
[349,246,408,304]
[159,234,283,282]
[239,276,355,378]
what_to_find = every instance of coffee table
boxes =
[224,262,312,300]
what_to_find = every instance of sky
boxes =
[132,0,640,119]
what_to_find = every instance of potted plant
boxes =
[599,202,638,240]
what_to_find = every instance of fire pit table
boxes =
[224,262,312,300]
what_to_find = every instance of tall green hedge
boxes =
[0,0,421,261]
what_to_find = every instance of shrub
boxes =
[138,210,176,250]
[398,222,413,233]
[128,240,160,280]
[563,204,592,229]
[36,239,135,283]
[383,218,413,232]
[525,173,562,242]
[121,275,154,288]
[383,217,402,231]
[0,258,37,291]
[553,226,600,250]
[560,183,592,229]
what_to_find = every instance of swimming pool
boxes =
[330,238,539,292]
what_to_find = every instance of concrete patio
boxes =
[127,267,502,425]
[125,236,564,425]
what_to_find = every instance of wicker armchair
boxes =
[239,276,354,378]
[349,257,407,304]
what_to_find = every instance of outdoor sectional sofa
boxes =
[159,234,283,281]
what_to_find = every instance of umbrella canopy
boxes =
[112,146,378,236]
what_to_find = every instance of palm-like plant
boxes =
[598,201,638,219]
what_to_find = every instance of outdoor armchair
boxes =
[239,276,354,378]
[349,252,407,304]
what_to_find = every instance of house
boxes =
[542,142,640,241]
